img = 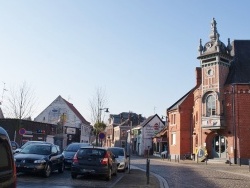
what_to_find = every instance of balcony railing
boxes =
[201,115,225,130]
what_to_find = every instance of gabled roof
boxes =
[35,95,90,125]
[225,40,250,84]
[141,114,164,127]
[167,88,195,111]
[62,97,90,125]
[154,125,168,137]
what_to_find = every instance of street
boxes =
[17,169,125,188]
[16,156,250,188]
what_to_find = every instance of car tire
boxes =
[43,164,51,178]
[71,173,77,179]
[58,162,64,173]
[105,168,112,181]
[113,168,117,176]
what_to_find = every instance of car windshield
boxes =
[20,144,51,155]
[108,148,124,156]
[65,143,89,152]
[20,141,42,149]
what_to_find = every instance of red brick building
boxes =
[168,18,250,164]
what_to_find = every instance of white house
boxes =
[131,114,165,156]
[34,95,91,149]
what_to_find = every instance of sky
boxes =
[0,1,250,123]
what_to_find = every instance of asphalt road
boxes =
[17,169,125,188]
[16,156,250,188]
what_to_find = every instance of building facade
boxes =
[131,114,165,156]
[34,95,91,149]
[169,18,250,164]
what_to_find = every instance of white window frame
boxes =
[171,132,176,145]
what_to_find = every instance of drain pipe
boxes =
[232,84,237,164]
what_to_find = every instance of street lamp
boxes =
[98,108,109,122]
[96,107,109,146]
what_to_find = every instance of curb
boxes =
[130,165,169,188]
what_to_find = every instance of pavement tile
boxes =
[114,169,160,188]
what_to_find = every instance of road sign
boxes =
[99,132,105,140]
[19,128,26,135]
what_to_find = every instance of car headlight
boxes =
[34,159,46,164]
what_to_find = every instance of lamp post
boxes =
[96,107,109,146]
[128,112,133,173]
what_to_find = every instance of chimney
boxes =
[195,67,202,86]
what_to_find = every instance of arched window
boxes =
[206,95,216,116]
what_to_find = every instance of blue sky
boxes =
[0,1,250,122]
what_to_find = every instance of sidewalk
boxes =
[113,155,250,188]
[113,168,160,188]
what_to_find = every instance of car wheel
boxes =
[113,168,117,176]
[58,162,64,173]
[43,164,51,178]
[71,173,77,179]
[106,168,112,181]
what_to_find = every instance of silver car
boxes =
[107,147,129,172]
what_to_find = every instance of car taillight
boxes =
[101,153,109,165]
[72,153,78,163]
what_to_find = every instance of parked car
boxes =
[107,147,129,172]
[62,142,91,169]
[14,143,64,177]
[0,126,16,188]
[14,140,46,154]
[71,147,118,181]
[11,141,20,151]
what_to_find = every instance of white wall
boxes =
[141,116,165,155]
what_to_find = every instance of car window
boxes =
[65,143,90,152]
[0,140,11,172]
[78,148,105,158]
[65,144,80,152]
[21,144,51,155]
[109,148,124,156]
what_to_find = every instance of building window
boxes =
[171,114,176,125]
[171,132,176,145]
[121,141,126,148]
[206,95,216,116]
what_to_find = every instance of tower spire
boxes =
[209,18,219,41]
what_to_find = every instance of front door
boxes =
[212,135,227,158]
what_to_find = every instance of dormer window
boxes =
[206,95,216,116]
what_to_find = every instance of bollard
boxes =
[169,155,171,162]
[178,155,179,163]
[229,157,231,166]
[146,159,150,184]
[249,159,250,172]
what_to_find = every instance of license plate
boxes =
[82,169,95,173]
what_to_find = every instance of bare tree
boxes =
[89,87,109,124]
[89,87,109,146]
[3,82,38,119]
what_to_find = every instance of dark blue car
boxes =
[62,142,91,169]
